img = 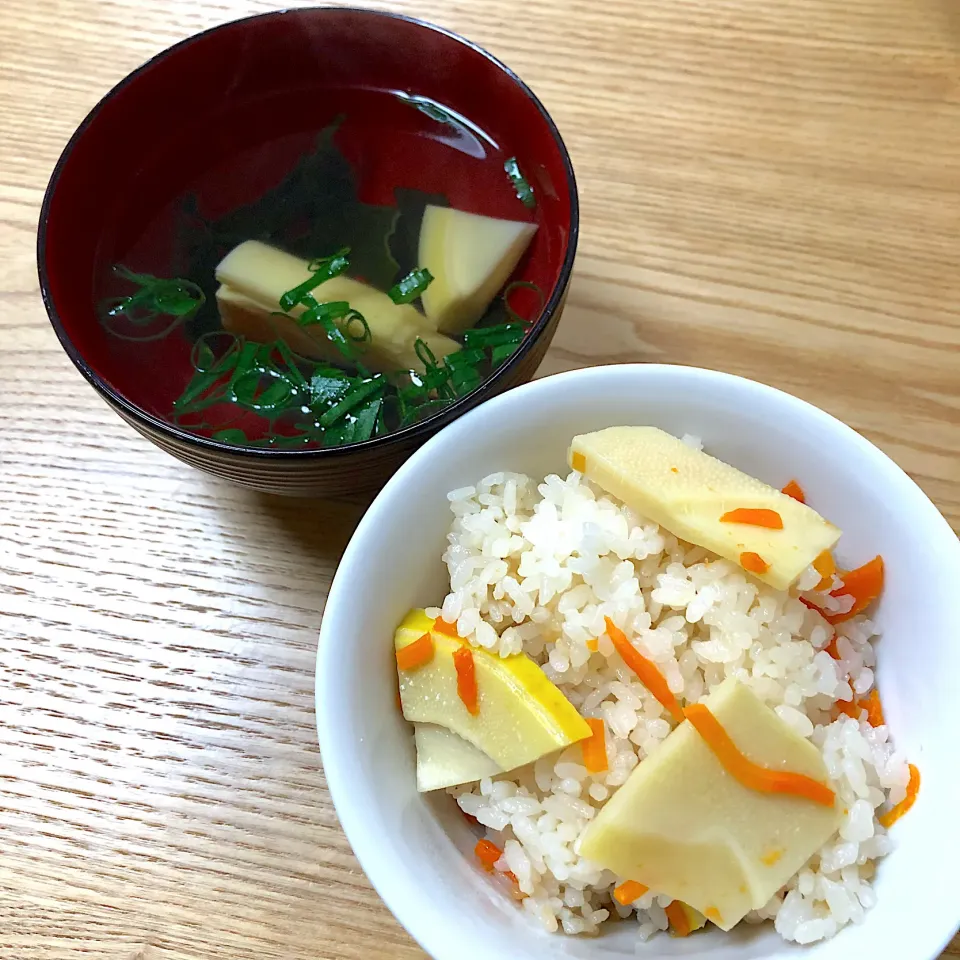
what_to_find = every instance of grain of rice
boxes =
[437,468,904,943]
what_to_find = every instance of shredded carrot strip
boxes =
[863,689,885,727]
[740,551,770,575]
[823,635,840,659]
[879,764,920,828]
[664,900,692,937]
[613,880,649,905]
[684,703,835,806]
[453,646,479,715]
[433,617,460,637]
[781,479,806,503]
[824,556,884,624]
[837,689,885,726]
[836,698,861,720]
[395,633,434,671]
[571,450,587,473]
[813,549,836,591]
[505,870,519,885]
[581,718,608,773]
[475,839,502,871]
[605,617,683,722]
[586,638,599,652]
[720,507,783,529]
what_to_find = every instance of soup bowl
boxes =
[37,7,577,497]
[316,364,960,960]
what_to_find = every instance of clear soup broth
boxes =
[92,87,546,449]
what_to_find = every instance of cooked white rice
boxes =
[432,463,910,944]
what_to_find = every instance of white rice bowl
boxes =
[316,365,960,960]
[434,464,906,945]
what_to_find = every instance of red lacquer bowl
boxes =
[37,7,578,498]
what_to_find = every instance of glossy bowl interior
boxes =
[38,7,577,496]
[316,365,960,960]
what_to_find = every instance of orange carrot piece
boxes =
[571,451,587,473]
[740,551,770,575]
[605,617,683,723]
[879,764,920,828]
[433,617,459,637]
[824,556,884,624]
[836,698,861,720]
[581,718,609,774]
[781,479,806,503]
[664,900,692,937]
[475,839,502,871]
[684,703,836,806]
[395,633,434,671]
[813,549,836,591]
[720,508,784,529]
[863,689,885,728]
[454,646,479,715]
[823,635,840,659]
[586,638,599,652]
[613,880,649,905]
[505,870,519,885]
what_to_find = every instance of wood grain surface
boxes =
[1,0,958,957]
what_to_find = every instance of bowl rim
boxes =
[316,362,960,960]
[36,4,579,461]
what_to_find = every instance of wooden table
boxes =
[1,0,958,956]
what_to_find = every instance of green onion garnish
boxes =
[462,322,526,349]
[108,265,206,319]
[504,157,535,209]
[278,247,350,311]
[318,375,386,428]
[296,300,352,327]
[388,268,434,304]
[490,342,520,365]
[100,265,206,342]
[310,372,351,408]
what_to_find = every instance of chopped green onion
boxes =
[490,342,520,366]
[344,310,371,343]
[443,347,486,395]
[462,323,526,349]
[318,375,385,428]
[414,337,440,370]
[388,268,434,304]
[108,265,206,319]
[399,397,450,427]
[310,373,352,407]
[504,157,535,208]
[274,339,308,390]
[351,397,382,443]
[279,247,350,311]
[299,294,354,360]
[296,300,352,327]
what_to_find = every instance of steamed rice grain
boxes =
[441,466,906,943]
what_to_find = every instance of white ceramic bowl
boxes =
[316,364,960,960]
